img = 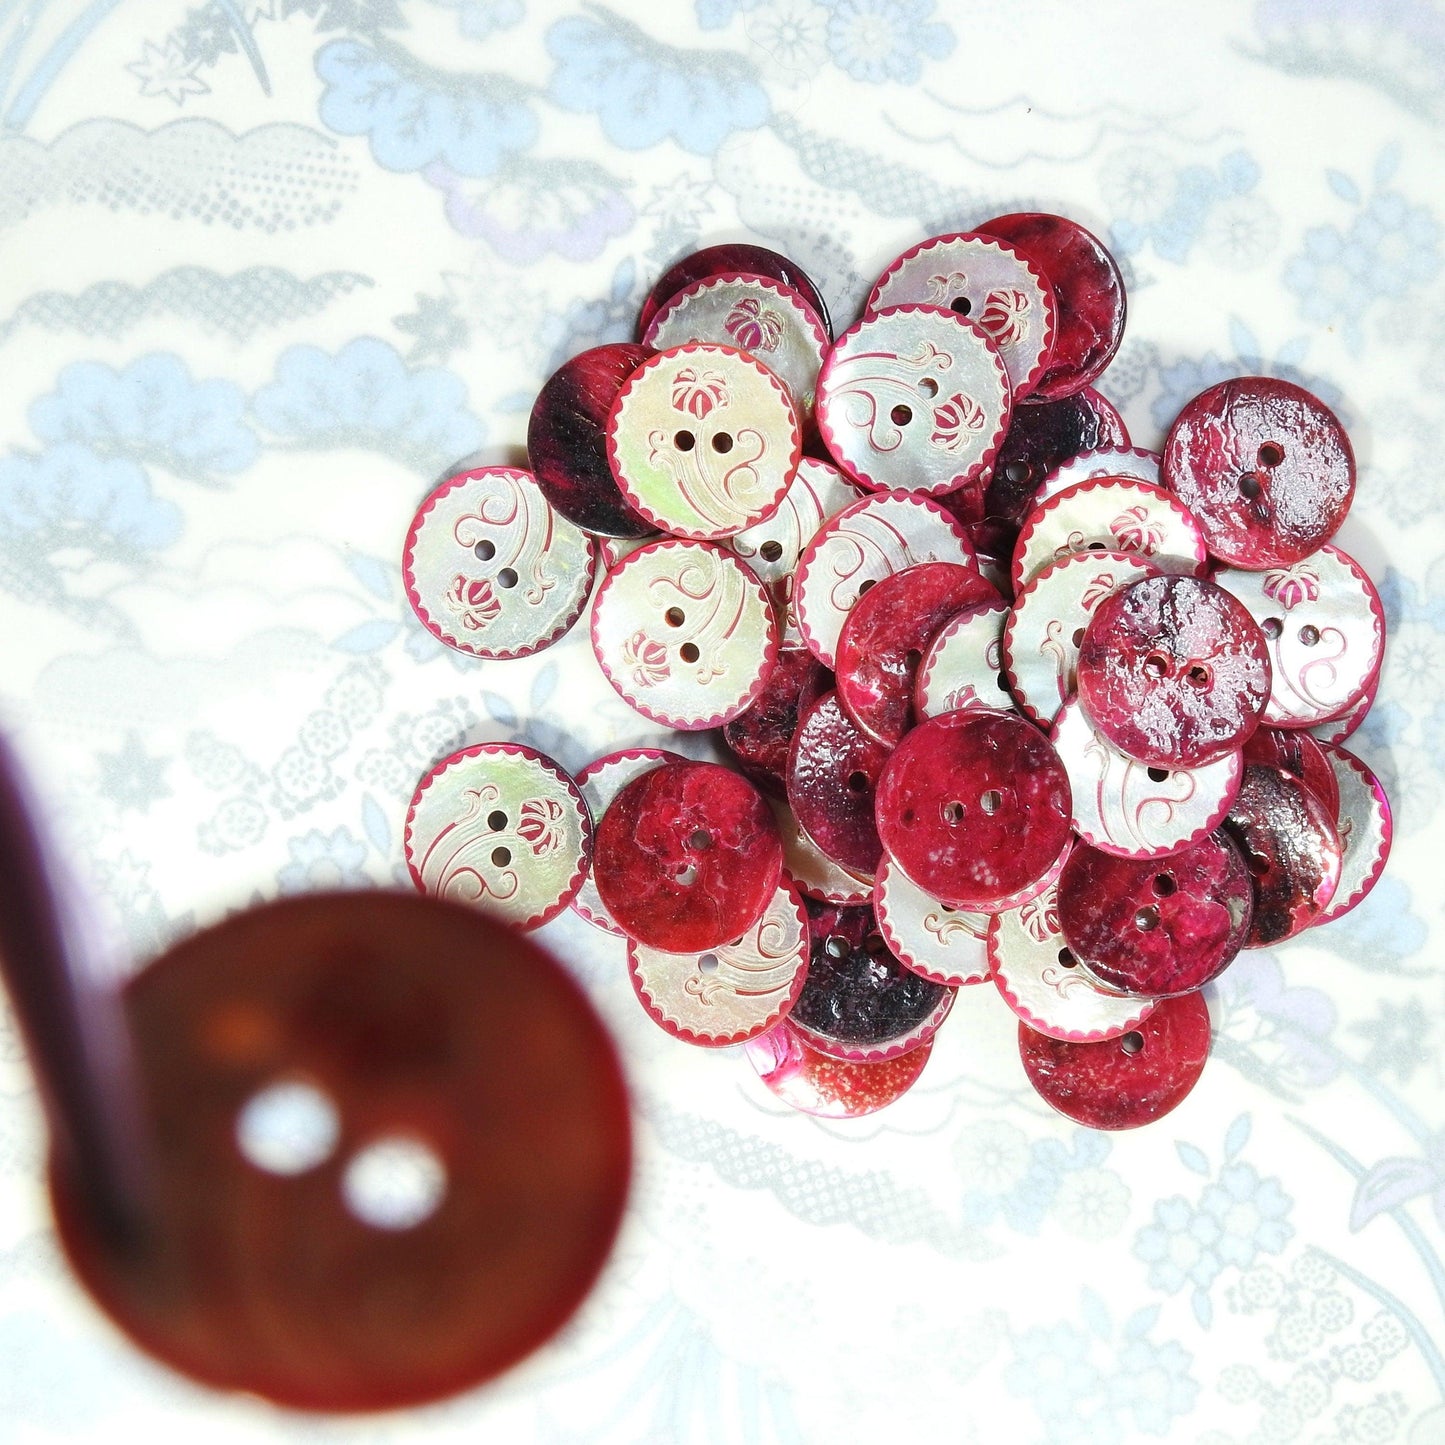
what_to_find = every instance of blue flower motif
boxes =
[316,39,537,178]
[1107,1335,1200,1435]
[251,337,485,472]
[28,354,258,483]
[277,826,369,893]
[546,9,768,155]
[427,0,524,40]
[694,0,764,28]
[1004,1321,1110,1437]
[820,0,954,84]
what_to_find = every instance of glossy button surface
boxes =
[722,647,833,798]
[915,597,1013,720]
[745,1023,931,1118]
[639,243,831,340]
[1317,744,1392,923]
[1039,446,1162,503]
[874,856,991,987]
[767,796,875,905]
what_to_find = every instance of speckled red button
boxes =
[591,760,782,953]
[874,856,991,987]
[1162,376,1355,568]
[875,709,1073,910]
[722,647,833,798]
[1019,991,1211,1131]
[1076,574,1271,769]
[745,1022,931,1118]
[1243,727,1340,817]
[639,243,831,340]
[914,597,1014,720]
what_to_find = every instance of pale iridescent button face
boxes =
[572,747,682,934]
[865,232,1057,399]
[607,342,801,539]
[874,857,990,987]
[590,539,779,730]
[816,305,1012,495]
[1317,744,1392,923]
[404,743,591,932]
[988,882,1159,1043]
[1012,478,1208,593]
[627,883,809,1046]
[792,490,976,668]
[403,467,597,660]
[766,797,874,905]
[1051,698,1243,860]
[642,273,829,416]
[915,598,1012,719]
[1037,447,1162,505]
[1213,546,1385,730]
[1002,549,1160,727]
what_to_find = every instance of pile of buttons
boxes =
[401,219,1391,1130]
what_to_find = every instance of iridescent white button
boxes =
[766,797,874,904]
[874,857,989,987]
[591,538,779,729]
[1317,744,1392,923]
[866,232,1056,399]
[1309,672,1376,745]
[1037,447,1162,506]
[607,342,800,540]
[816,304,1012,495]
[915,598,1012,719]
[404,743,591,932]
[403,467,596,660]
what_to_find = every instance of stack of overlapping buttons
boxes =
[401,225,1390,1130]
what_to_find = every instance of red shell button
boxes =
[639,244,832,341]
[1243,726,1340,816]
[745,1022,932,1118]
[722,647,834,798]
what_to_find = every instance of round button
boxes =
[816,305,1012,495]
[766,796,875,905]
[1309,670,1376,746]
[1038,446,1162,503]
[874,856,991,987]
[403,468,597,661]
[915,597,1013,720]
[590,538,779,730]
[722,647,833,798]
[1076,574,1271,769]
[1057,833,1254,997]
[866,231,1057,398]
[404,743,591,932]
[1018,991,1211,1131]
[1162,376,1355,568]
[627,883,809,1047]
[1316,744,1391,923]
[607,342,800,540]
[745,1022,931,1119]
[528,344,658,538]
[1243,727,1340,816]
[875,710,1073,911]
[592,760,782,953]
[639,243,831,340]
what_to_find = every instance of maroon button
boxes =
[638,244,831,341]
[1243,727,1340,817]
[976,213,1126,402]
[1162,377,1355,568]
[1057,834,1253,997]
[592,760,782,953]
[785,690,891,876]
[722,647,833,799]
[767,796,875,905]
[874,710,1073,910]
[1223,763,1342,946]
[834,561,1000,746]
[1076,575,1271,768]
[528,343,658,538]
[745,1022,932,1118]
[787,901,954,1062]
[1019,991,1211,1131]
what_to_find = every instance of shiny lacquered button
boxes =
[1038,447,1161,504]
[792,489,976,668]
[1243,727,1340,816]
[639,243,831,340]
[786,690,891,876]
[766,796,874,905]
[788,901,954,1062]
[977,212,1126,402]
[1012,477,1208,593]
[1052,698,1243,860]
[1213,546,1384,730]
[1019,991,1211,1131]
[607,342,800,539]
[835,562,999,746]
[875,710,1073,911]
[1317,744,1392,923]
[1224,763,1342,946]
[572,747,683,934]
[866,232,1057,398]
[1003,549,1159,727]
[643,272,829,415]
[1057,834,1253,997]
[915,597,1013,720]
[745,1022,931,1118]
[1309,671,1376,745]
[1163,377,1355,568]
[722,647,833,798]
[528,343,658,538]
[989,881,1160,1043]
[592,760,782,953]
[404,467,597,660]
[1077,575,1271,769]
[404,743,591,932]
[816,305,1012,495]
[874,856,990,987]
[627,883,809,1046]
[591,538,779,729]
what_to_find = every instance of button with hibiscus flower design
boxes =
[639,242,832,340]
[745,1021,933,1118]
[590,538,779,730]
[403,467,597,660]
[404,743,592,932]
[914,596,1014,720]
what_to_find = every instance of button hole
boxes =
[1120,1030,1145,1056]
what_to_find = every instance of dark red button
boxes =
[722,647,833,799]
[639,245,831,341]
[1076,575,1270,768]
[745,1022,932,1118]
[592,760,782,953]
[1019,990,1211,1131]
[1162,377,1355,568]
[1243,726,1340,817]
[874,709,1073,910]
